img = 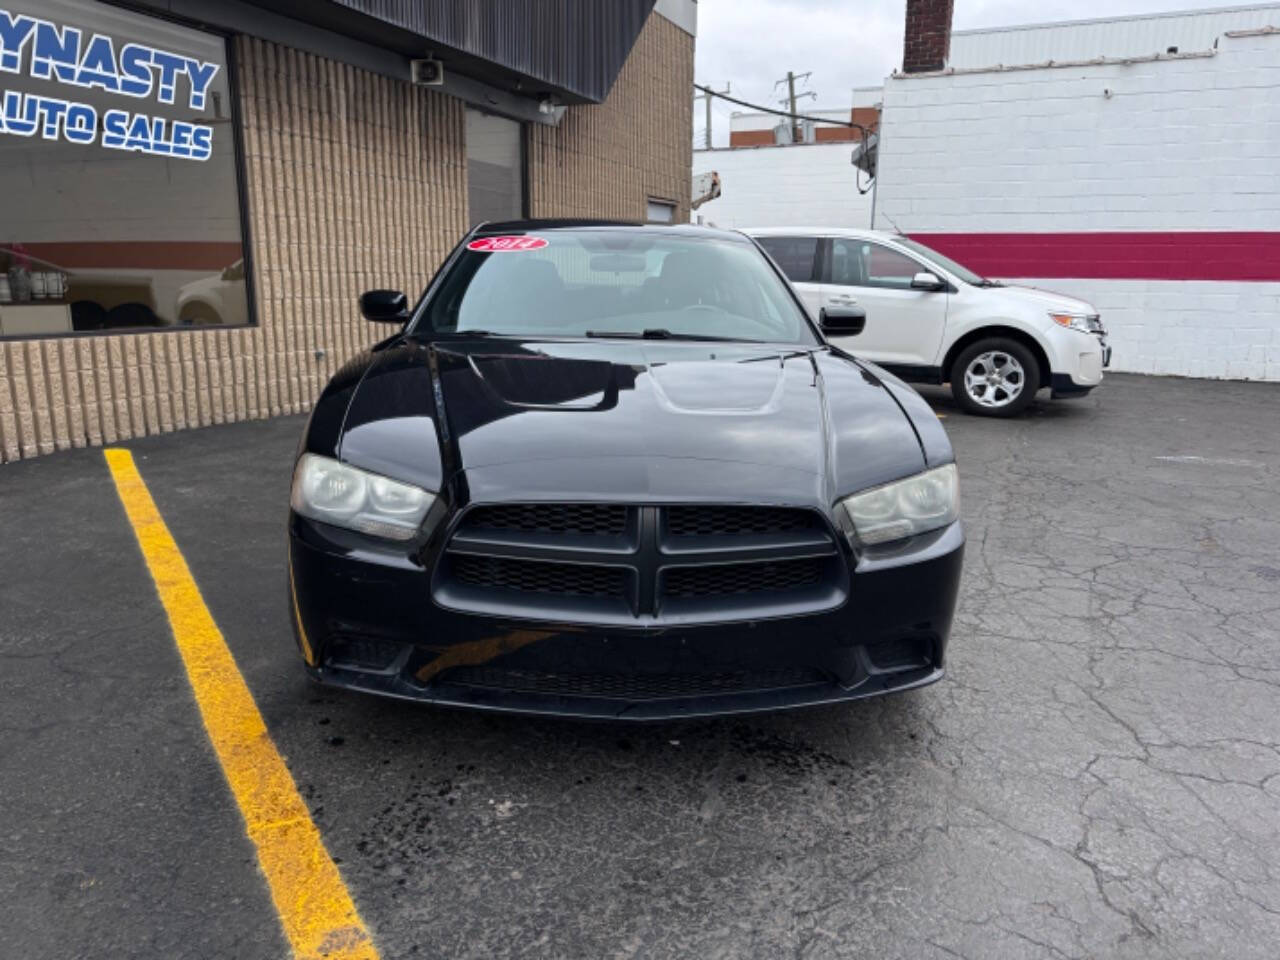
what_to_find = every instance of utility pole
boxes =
[774,71,815,143]
[693,82,730,149]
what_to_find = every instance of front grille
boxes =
[666,506,814,538]
[436,503,844,623]
[439,665,830,700]
[463,503,628,537]
[451,554,626,598]
[663,558,825,598]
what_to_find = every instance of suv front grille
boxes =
[435,504,845,624]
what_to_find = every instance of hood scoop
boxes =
[648,354,787,415]
[468,354,620,410]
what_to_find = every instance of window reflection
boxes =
[0,0,249,336]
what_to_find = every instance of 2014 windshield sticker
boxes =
[467,236,550,252]
[0,8,220,161]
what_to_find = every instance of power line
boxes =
[692,83,868,135]
[692,82,877,195]
[774,71,816,143]
[693,82,731,150]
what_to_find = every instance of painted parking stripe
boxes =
[104,449,379,960]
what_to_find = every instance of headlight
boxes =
[1049,312,1095,334]
[290,453,435,541]
[836,464,959,546]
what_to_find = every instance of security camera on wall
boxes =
[411,58,444,86]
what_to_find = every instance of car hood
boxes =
[339,339,932,508]
[990,284,1097,316]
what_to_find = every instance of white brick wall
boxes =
[1006,278,1280,381]
[876,31,1280,380]
[691,142,874,229]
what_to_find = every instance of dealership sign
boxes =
[0,8,219,160]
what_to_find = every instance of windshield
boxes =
[417,230,817,344]
[894,237,988,286]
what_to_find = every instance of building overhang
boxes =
[125,0,659,106]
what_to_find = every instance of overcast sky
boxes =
[694,0,1256,146]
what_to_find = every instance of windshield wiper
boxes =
[584,328,746,342]
[975,279,1004,288]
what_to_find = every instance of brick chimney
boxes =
[903,0,955,74]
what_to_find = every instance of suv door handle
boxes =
[828,295,858,305]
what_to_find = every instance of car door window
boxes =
[830,239,923,290]
[756,236,819,283]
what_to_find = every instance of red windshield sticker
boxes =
[467,235,549,253]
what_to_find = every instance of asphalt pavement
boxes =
[3,372,1279,959]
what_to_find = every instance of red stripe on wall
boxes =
[908,232,1280,283]
[18,242,243,272]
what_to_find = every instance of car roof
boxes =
[473,219,750,243]
[743,226,900,241]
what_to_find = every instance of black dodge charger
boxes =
[287,220,963,720]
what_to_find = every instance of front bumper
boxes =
[1046,324,1108,397]
[288,517,964,721]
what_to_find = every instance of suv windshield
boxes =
[417,229,816,344]
[894,237,989,286]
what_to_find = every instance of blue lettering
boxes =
[31,20,81,83]
[147,115,172,154]
[124,111,151,151]
[190,124,212,161]
[0,11,35,73]
[101,108,128,149]
[184,58,219,110]
[150,50,185,105]
[1,90,37,136]
[117,43,153,98]
[75,33,119,93]
[37,95,68,139]
[65,102,96,144]
[169,120,192,157]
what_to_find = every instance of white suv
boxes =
[749,228,1109,417]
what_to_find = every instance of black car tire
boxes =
[949,337,1040,418]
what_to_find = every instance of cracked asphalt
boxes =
[3,372,1279,959]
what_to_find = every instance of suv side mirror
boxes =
[910,271,947,292]
[360,289,410,324]
[820,305,866,336]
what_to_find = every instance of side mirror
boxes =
[360,289,410,324]
[820,305,866,336]
[910,271,946,292]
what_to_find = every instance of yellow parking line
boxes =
[104,449,379,960]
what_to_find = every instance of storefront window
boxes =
[0,0,249,336]
[466,108,524,226]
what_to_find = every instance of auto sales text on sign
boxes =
[0,7,219,160]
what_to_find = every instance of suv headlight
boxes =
[1049,312,1095,334]
[290,453,435,541]
[836,464,959,546]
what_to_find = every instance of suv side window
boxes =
[756,236,820,283]
[830,238,923,289]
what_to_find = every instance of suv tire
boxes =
[950,337,1040,417]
